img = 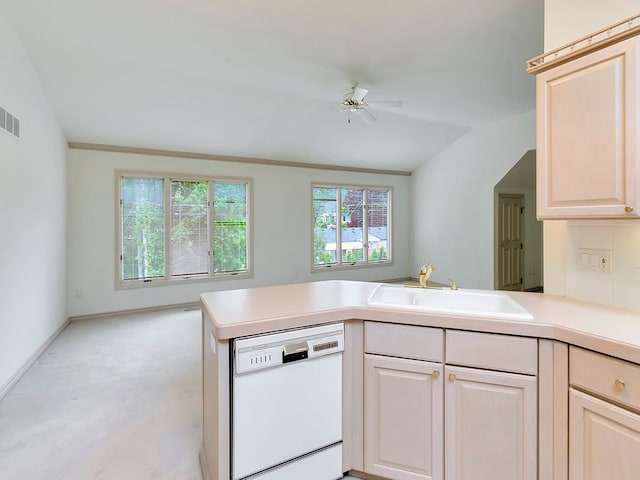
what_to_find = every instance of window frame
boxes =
[311,183,393,272]
[116,170,253,289]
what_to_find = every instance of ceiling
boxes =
[0,0,544,172]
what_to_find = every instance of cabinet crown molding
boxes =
[527,13,640,74]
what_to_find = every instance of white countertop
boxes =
[200,280,640,364]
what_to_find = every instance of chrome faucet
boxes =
[419,264,436,288]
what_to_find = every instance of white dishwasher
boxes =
[232,323,344,480]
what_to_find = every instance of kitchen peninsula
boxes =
[200,280,640,480]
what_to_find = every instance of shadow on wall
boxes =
[494,150,544,293]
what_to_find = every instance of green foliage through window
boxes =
[213,182,248,273]
[122,178,165,280]
[171,181,209,276]
[120,175,250,283]
[312,185,391,268]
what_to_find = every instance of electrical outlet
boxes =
[578,248,613,272]
[599,251,612,272]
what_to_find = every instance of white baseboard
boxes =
[199,445,211,480]
[0,318,70,401]
[69,301,201,322]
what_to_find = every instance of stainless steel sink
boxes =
[367,284,533,320]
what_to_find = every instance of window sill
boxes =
[116,271,252,290]
[312,261,393,273]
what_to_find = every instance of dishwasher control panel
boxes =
[234,323,344,374]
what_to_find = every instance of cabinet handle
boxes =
[625,206,634,213]
[449,373,456,381]
[615,378,626,390]
[432,370,440,379]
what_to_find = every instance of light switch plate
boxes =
[578,248,613,272]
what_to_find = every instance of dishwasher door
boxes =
[232,326,343,480]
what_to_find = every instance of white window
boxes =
[312,184,391,269]
[118,173,251,287]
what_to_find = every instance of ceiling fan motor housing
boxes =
[342,89,367,110]
[338,84,400,124]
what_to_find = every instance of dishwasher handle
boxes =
[282,341,309,363]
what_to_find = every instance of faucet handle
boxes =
[449,278,458,291]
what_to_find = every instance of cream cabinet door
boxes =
[570,389,640,480]
[445,366,537,480]
[536,36,639,218]
[364,354,443,480]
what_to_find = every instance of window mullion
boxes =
[118,183,124,280]
[363,188,368,264]
[387,189,392,262]
[337,187,343,266]
[209,181,214,275]
[164,177,171,280]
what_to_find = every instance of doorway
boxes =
[493,150,543,292]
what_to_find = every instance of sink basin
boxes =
[367,284,533,321]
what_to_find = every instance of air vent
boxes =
[0,106,20,139]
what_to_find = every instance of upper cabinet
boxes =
[532,33,639,219]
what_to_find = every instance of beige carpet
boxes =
[0,308,203,480]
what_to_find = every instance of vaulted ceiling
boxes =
[0,0,543,172]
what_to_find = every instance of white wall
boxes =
[563,221,640,310]
[0,12,68,391]
[494,150,544,291]
[543,0,640,311]
[522,187,544,289]
[544,0,639,50]
[67,149,412,317]
[411,111,536,289]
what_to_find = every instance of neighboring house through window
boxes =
[118,172,251,287]
[312,184,392,269]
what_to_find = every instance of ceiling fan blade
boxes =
[355,108,376,124]
[352,87,368,102]
[367,100,403,108]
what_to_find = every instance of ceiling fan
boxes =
[338,83,403,124]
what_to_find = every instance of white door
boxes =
[364,354,443,480]
[569,389,640,480]
[498,194,524,291]
[445,366,537,480]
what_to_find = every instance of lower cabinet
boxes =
[569,346,640,480]
[569,389,640,480]
[364,354,443,480]
[444,366,537,480]
[363,323,539,480]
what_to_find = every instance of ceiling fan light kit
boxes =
[338,83,402,124]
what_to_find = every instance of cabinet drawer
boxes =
[446,330,537,375]
[364,322,443,362]
[570,346,640,411]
